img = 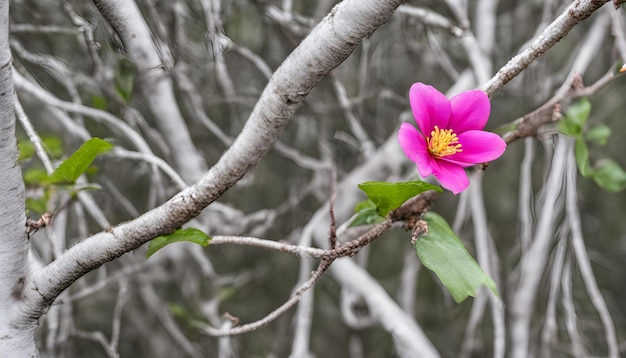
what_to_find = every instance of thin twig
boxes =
[540,223,568,357]
[560,253,587,357]
[202,191,438,336]
[14,96,54,173]
[467,171,506,358]
[509,135,569,358]
[329,167,337,249]
[202,259,333,336]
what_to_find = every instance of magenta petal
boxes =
[398,123,436,177]
[409,83,451,135]
[446,130,506,165]
[417,155,439,179]
[448,90,490,133]
[433,160,469,195]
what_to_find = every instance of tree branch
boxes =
[0,1,35,355]
[483,0,610,95]
[91,0,206,182]
[23,0,406,320]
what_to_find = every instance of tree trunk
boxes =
[0,1,37,356]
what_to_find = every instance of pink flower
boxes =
[398,83,506,194]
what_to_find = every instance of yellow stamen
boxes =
[427,126,462,158]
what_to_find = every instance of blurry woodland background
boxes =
[8,0,626,357]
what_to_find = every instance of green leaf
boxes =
[591,159,626,192]
[23,168,49,185]
[575,137,593,177]
[219,286,237,301]
[494,121,518,135]
[26,197,48,215]
[18,136,64,161]
[45,138,113,185]
[358,181,442,217]
[566,99,591,128]
[415,212,497,303]
[350,200,386,227]
[92,95,108,110]
[354,199,376,212]
[559,99,591,136]
[585,124,611,146]
[69,183,103,199]
[168,303,191,320]
[18,141,35,161]
[42,136,64,158]
[115,58,136,103]
[146,228,212,258]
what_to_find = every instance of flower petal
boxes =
[418,155,440,179]
[448,90,490,133]
[433,160,469,194]
[398,123,436,177]
[409,82,451,135]
[445,130,506,165]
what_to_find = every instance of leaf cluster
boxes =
[559,99,626,192]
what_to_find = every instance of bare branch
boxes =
[565,146,619,357]
[509,135,569,358]
[91,0,206,182]
[200,259,333,336]
[483,0,610,95]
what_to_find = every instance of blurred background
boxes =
[9,0,626,356]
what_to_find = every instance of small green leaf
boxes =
[18,136,64,161]
[26,197,48,215]
[219,286,237,301]
[350,200,386,227]
[566,99,591,128]
[585,124,611,146]
[591,159,626,192]
[146,228,212,258]
[68,183,103,199]
[559,99,591,136]
[358,181,442,216]
[355,199,376,212]
[558,120,578,137]
[115,58,136,103]
[45,138,113,185]
[18,141,35,161]
[575,137,592,177]
[415,212,497,303]
[23,168,49,185]
[42,136,64,159]
[494,121,518,135]
[168,303,188,318]
[92,95,108,110]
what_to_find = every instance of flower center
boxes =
[427,126,462,158]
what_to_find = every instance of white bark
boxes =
[0,1,37,356]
